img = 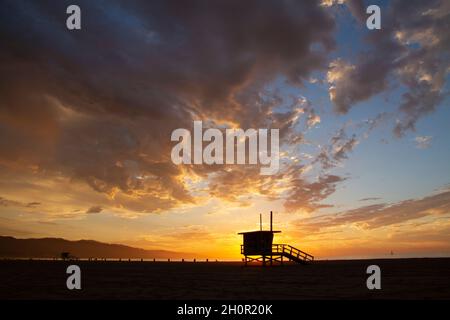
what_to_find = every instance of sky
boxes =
[0,0,449,260]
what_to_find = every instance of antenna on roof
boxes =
[259,213,262,231]
[270,211,273,232]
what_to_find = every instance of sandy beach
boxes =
[0,258,449,299]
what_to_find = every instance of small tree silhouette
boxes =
[61,252,70,260]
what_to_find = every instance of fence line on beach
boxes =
[1,257,226,262]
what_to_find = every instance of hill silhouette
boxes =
[0,236,187,259]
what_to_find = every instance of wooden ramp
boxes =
[272,244,314,264]
[241,243,314,265]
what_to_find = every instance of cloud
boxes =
[164,225,214,241]
[293,189,450,233]
[0,197,21,207]
[0,196,41,209]
[359,197,381,202]
[284,174,346,213]
[86,206,103,214]
[388,223,450,244]
[4,1,444,220]
[322,0,366,23]
[327,59,368,114]
[326,0,450,136]
[26,202,41,208]
[0,217,37,237]
[314,127,359,170]
[0,0,337,213]
[0,226,36,237]
[414,135,432,149]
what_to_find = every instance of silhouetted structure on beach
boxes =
[238,211,314,266]
[60,252,77,261]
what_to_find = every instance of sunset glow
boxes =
[1,0,450,261]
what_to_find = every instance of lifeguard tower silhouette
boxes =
[238,211,314,266]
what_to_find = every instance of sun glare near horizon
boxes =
[1,0,450,260]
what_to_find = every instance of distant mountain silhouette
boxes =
[0,236,187,259]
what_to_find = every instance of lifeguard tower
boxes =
[238,211,314,266]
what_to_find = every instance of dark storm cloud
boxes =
[0,0,337,212]
[328,0,450,136]
[344,0,366,23]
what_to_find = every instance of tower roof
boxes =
[238,230,281,235]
